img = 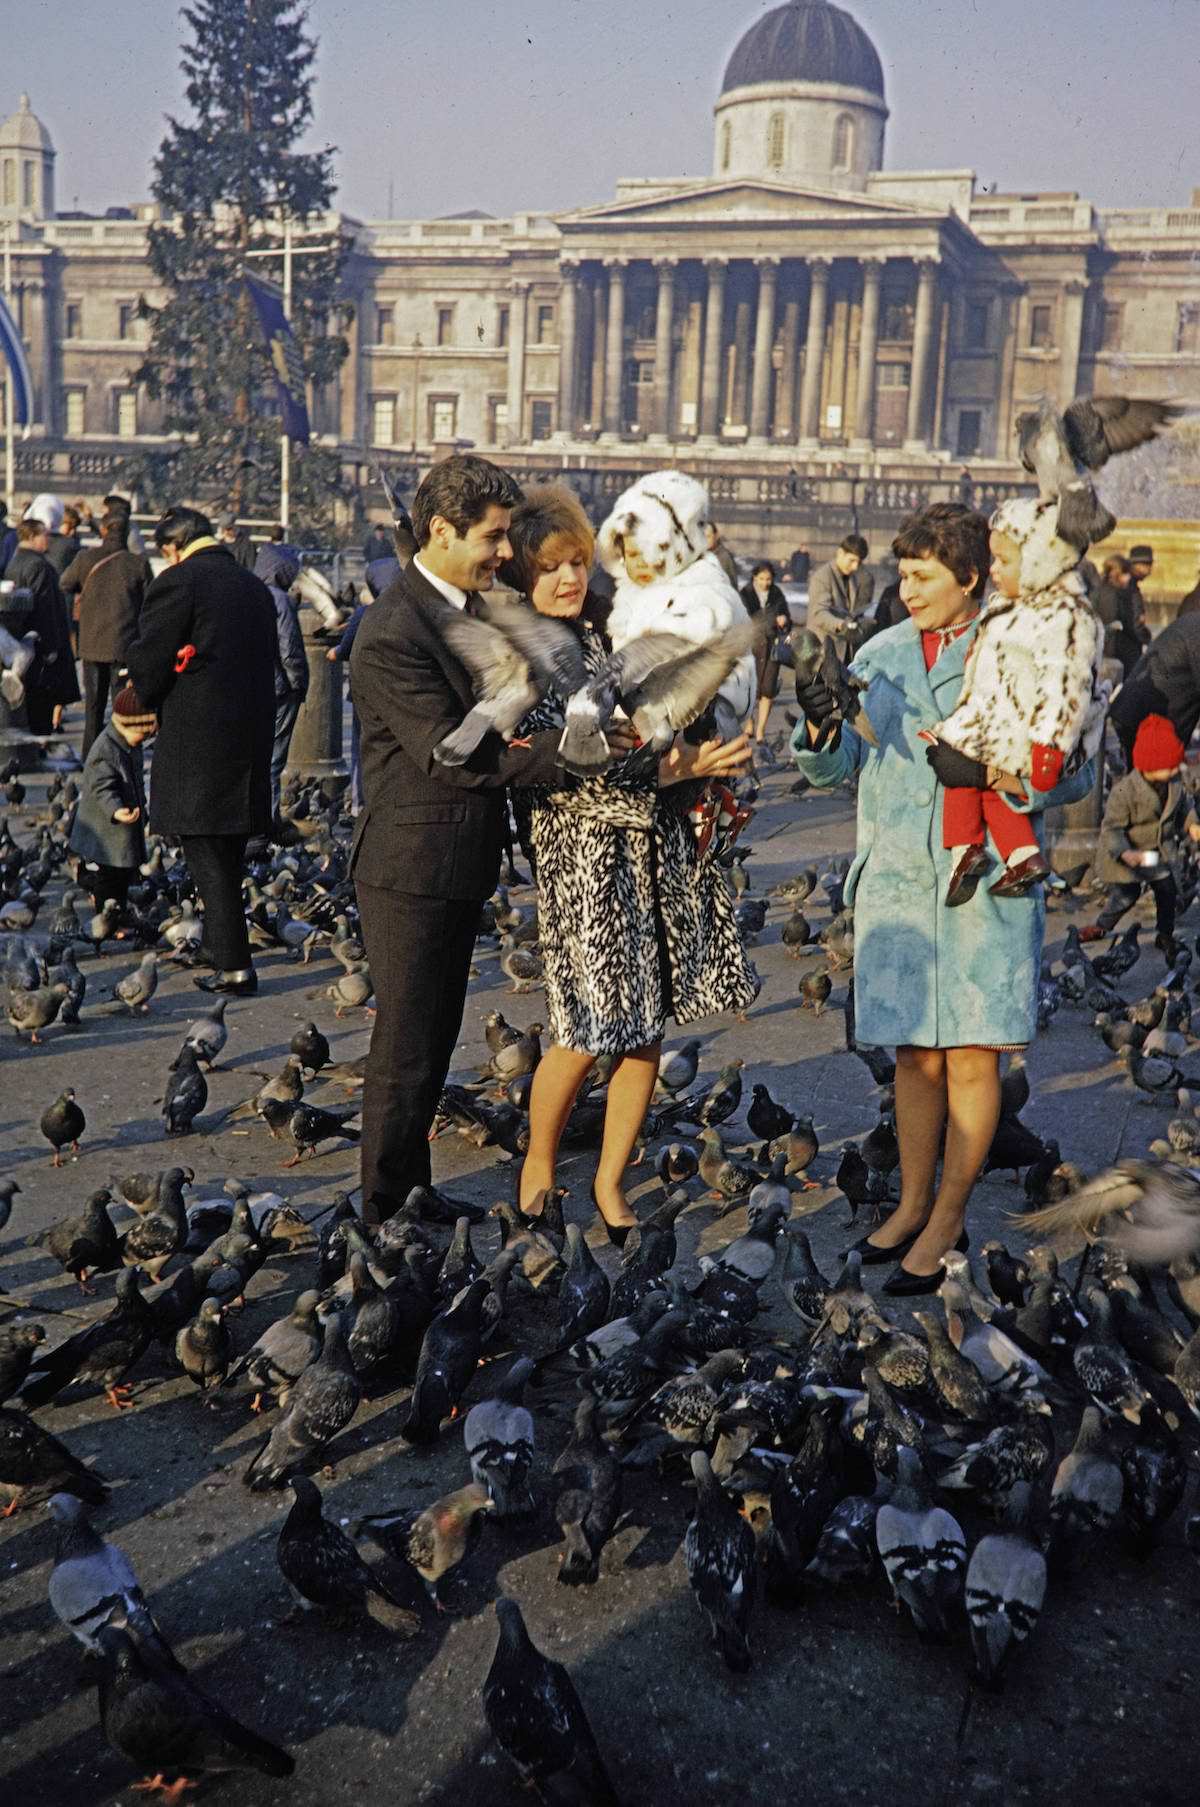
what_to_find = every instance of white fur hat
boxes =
[596,470,712,580]
[990,495,1081,592]
[24,492,65,534]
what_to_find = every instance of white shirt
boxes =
[413,554,467,610]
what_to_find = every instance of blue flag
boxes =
[0,291,33,431]
[244,274,310,445]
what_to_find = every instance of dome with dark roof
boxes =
[722,2,885,98]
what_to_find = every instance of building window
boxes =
[956,409,982,458]
[964,300,990,350]
[429,395,457,440]
[535,304,555,344]
[497,305,509,348]
[22,160,34,209]
[530,400,553,441]
[64,301,82,339]
[370,395,395,446]
[1175,302,1199,354]
[489,396,508,440]
[436,306,455,347]
[881,300,914,341]
[1096,302,1124,352]
[63,388,85,436]
[374,305,394,346]
[720,120,731,172]
[832,113,855,171]
[767,111,785,170]
[1029,303,1054,348]
[1,159,13,207]
[117,303,137,341]
[878,362,911,387]
[115,391,138,437]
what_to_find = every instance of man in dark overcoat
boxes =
[60,512,154,755]
[1,516,80,733]
[125,505,276,996]
[349,454,570,1226]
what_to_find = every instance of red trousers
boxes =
[941,787,1032,860]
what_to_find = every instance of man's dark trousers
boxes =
[356,880,482,1227]
[82,660,115,757]
[179,835,252,971]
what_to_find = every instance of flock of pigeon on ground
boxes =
[6,730,1200,1804]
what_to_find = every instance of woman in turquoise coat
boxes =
[792,504,1095,1295]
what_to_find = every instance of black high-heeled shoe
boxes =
[847,1227,921,1266]
[881,1230,969,1297]
[590,1187,635,1249]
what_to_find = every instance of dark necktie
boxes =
[463,592,482,618]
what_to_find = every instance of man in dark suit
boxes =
[125,505,276,997]
[350,455,569,1226]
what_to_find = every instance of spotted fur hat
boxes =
[596,470,713,581]
[990,494,1082,593]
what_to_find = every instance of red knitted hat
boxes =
[1132,714,1185,773]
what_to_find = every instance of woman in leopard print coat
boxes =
[503,487,758,1240]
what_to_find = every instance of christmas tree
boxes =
[121,0,350,540]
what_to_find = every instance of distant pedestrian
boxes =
[806,533,874,656]
[45,504,81,577]
[0,503,14,573]
[363,522,392,565]
[787,542,811,584]
[68,683,156,916]
[1109,608,1200,766]
[1126,543,1155,648]
[126,505,276,998]
[740,560,791,748]
[1090,554,1142,677]
[102,493,147,555]
[2,516,80,734]
[219,512,256,571]
[254,543,310,818]
[60,512,154,755]
[704,519,738,587]
[1178,566,1200,619]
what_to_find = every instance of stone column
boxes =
[995,284,1020,459]
[797,257,831,448]
[588,271,607,431]
[747,258,779,445]
[729,294,752,429]
[774,287,801,440]
[505,279,529,446]
[287,599,347,789]
[904,257,939,450]
[698,258,726,443]
[851,257,884,448]
[650,258,677,441]
[601,257,627,438]
[556,259,580,437]
[1058,277,1088,409]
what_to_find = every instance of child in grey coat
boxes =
[1083,713,1198,957]
[68,683,156,914]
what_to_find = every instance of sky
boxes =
[6,0,1198,221]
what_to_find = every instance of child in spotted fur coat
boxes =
[924,494,1109,905]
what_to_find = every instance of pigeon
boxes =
[911,1311,992,1424]
[769,1117,819,1184]
[276,1475,419,1632]
[115,951,159,1012]
[1048,1406,1123,1572]
[399,1277,490,1445]
[7,979,70,1042]
[328,966,374,1013]
[0,1173,19,1234]
[746,1082,794,1143]
[175,1298,231,1396]
[36,1188,121,1292]
[656,1141,700,1186]
[162,1046,208,1136]
[780,1231,830,1328]
[121,1168,190,1281]
[697,1128,761,1207]
[684,1449,757,1672]
[354,1481,494,1611]
[552,1395,623,1587]
[39,1089,85,1166]
[551,1222,611,1354]
[1120,1403,1187,1555]
[289,1020,330,1075]
[964,1482,1047,1690]
[222,1288,322,1412]
[781,906,817,955]
[1022,1161,1200,1267]
[227,1055,306,1124]
[284,1102,361,1165]
[183,998,229,1068]
[95,1624,294,1791]
[0,1323,45,1404]
[799,969,832,1014]
[463,1355,536,1519]
[657,1038,702,1095]
[243,1312,362,1490]
[499,935,543,992]
[875,1446,966,1641]
[1074,1288,1150,1421]
[0,1406,109,1514]
[1017,394,1182,549]
[344,1254,413,1389]
[482,1596,619,1804]
[693,1060,744,1128]
[47,1493,172,1656]
[434,600,588,765]
[22,1268,157,1411]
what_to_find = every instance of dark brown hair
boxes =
[500,484,595,595]
[892,502,990,599]
[410,454,522,548]
[16,517,46,543]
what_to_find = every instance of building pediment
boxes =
[559,178,920,228]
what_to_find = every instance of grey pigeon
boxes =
[8,979,69,1042]
[47,1492,173,1656]
[243,1312,361,1490]
[1017,394,1182,549]
[875,1445,966,1640]
[115,952,158,1013]
[175,1297,231,1396]
[183,997,229,1068]
[0,1322,45,1402]
[162,1046,207,1136]
[222,1288,322,1411]
[276,1474,419,1631]
[964,1482,1047,1689]
[684,1448,757,1672]
[435,600,588,766]
[463,1355,536,1519]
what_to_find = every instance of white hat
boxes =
[24,492,65,534]
[597,470,712,581]
[990,495,1081,592]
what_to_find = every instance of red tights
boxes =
[941,787,1033,859]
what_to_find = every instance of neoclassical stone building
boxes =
[2,0,1198,554]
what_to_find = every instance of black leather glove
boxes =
[795,676,840,748]
[925,740,987,790]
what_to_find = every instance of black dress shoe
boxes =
[988,851,1050,897]
[848,1228,920,1266]
[880,1229,970,1296]
[193,971,258,997]
[945,845,991,908]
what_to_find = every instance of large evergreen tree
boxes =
[121,0,350,537]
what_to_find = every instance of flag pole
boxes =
[280,212,292,533]
[3,224,13,518]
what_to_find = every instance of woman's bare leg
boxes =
[519,1044,596,1213]
[592,1042,661,1230]
[755,695,773,743]
[866,1045,947,1249]
[900,1046,1001,1275]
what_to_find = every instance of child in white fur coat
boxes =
[597,470,757,741]
[925,493,1108,904]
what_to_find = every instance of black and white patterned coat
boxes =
[515,620,759,1055]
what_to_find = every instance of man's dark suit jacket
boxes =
[349,561,564,899]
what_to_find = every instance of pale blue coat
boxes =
[792,617,1095,1049]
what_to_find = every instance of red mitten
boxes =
[1031,743,1064,792]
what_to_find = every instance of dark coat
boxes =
[68,721,148,869]
[45,531,81,576]
[1177,581,1200,620]
[125,544,276,836]
[349,560,564,899]
[0,546,80,704]
[1090,579,1142,677]
[254,545,309,702]
[1110,612,1200,755]
[60,543,154,663]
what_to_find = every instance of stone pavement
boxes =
[0,707,1196,1807]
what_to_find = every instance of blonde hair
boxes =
[500,484,594,595]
